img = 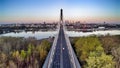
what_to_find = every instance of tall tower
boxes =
[60,9,63,23]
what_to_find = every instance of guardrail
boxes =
[63,25,81,68]
[42,24,60,68]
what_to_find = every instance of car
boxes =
[63,48,65,50]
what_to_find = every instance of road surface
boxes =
[52,25,72,68]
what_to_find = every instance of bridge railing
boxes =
[42,24,60,68]
[63,25,81,68]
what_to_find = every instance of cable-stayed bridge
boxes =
[43,9,81,68]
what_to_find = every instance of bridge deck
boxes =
[43,24,81,68]
[52,25,72,68]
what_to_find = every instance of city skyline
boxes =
[0,0,120,24]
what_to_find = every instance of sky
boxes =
[0,0,120,23]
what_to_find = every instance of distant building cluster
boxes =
[0,22,57,34]
[65,21,120,32]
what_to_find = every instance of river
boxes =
[0,30,120,39]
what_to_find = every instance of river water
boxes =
[66,30,120,37]
[0,30,120,39]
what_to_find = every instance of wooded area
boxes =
[0,37,52,68]
[70,35,120,68]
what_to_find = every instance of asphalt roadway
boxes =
[52,25,72,68]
